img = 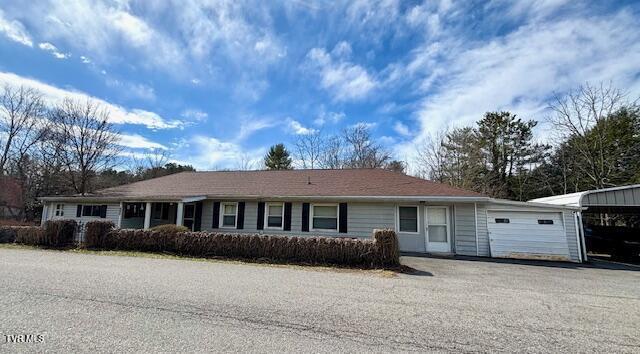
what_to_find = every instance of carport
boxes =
[531,184,640,261]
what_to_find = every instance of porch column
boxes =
[117,202,123,228]
[40,203,48,226]
[143,202,152,229]
[176,202,184,226]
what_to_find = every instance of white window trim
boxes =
[55,203,64,217]
[219,202,238,229]
[396,205,420,234]
[310,203,339,232]
[265,202,285,230]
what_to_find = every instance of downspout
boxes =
[474,203,479,256]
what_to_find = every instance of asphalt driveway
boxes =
[0,248,638,353]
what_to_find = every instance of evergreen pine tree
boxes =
[264,143,293,170]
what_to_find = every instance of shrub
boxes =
[0,226,20,243]
[84,221,115,249]
[42,220,77,247]
[373,229,400,266]
[15,226,45,245]
[97,228,399,268]
[150,224,189,233]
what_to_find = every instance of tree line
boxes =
[0,85,194,220]
[415,83,640,201]
[2,82,638,221]
[264,123,406,172]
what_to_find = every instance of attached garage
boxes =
[487,210,570,261]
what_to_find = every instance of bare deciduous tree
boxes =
[0,85,48,174]
[320,135,345,169]
[49,99,121,195]
[343,123,390,168]
[415,130,448,181]
[549,82,631,189]
[295,131,324,169]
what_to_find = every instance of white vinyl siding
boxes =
[454,204,477,256]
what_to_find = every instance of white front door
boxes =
[425,206,451,253]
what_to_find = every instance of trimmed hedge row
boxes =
[11,220,77,247]
[84,221,399,267]
[0,226,20,243]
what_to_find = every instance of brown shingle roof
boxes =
[88,169,484,200]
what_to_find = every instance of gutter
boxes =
[39,194,491,203]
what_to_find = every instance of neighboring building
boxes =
[40,169,585,262]
[0,176,23,219]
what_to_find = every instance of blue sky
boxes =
[1,0,639,170]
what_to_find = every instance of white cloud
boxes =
[397,8,640,168]
[181,109,208,122]
[237,118,275,141]
[38,42,70,59]
[0,10,33,46]
[117,133,166,150]
[177,135,265,170]
[393,121,411,137]
[313,109,345,126]
[307,46,377,101]
[106,79,156,102]
[0,71,184,130]
[287,119,317,135]
[80,55,91,64]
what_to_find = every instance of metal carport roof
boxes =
[530,184,640,207]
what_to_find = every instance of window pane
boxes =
[83,205,91,216]
[314,206,337,217]
[399,218,417,232]
[313,217,337,230]
[268,216,282,227]
[92,206,101,216]
[268,205,283,216]
[223,215,236,226]
[399,207,417,219]
[428,208,446,224]
[429,225,447,242]
[224,204,236,214]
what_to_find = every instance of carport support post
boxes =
[176,202,184,227]
[143,202,152,229]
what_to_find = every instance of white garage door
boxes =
[487,211,570,261]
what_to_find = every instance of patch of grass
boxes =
[0,243,398,277]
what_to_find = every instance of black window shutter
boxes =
[100,205,108,218]
[339,203,348,233]
[283,202,292,231]
[76,205,82,217]
[194,201,203,231]
[256,202,265,230]
[212,202,220,228]
[301,203,310,232]
[237,202,245,229]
